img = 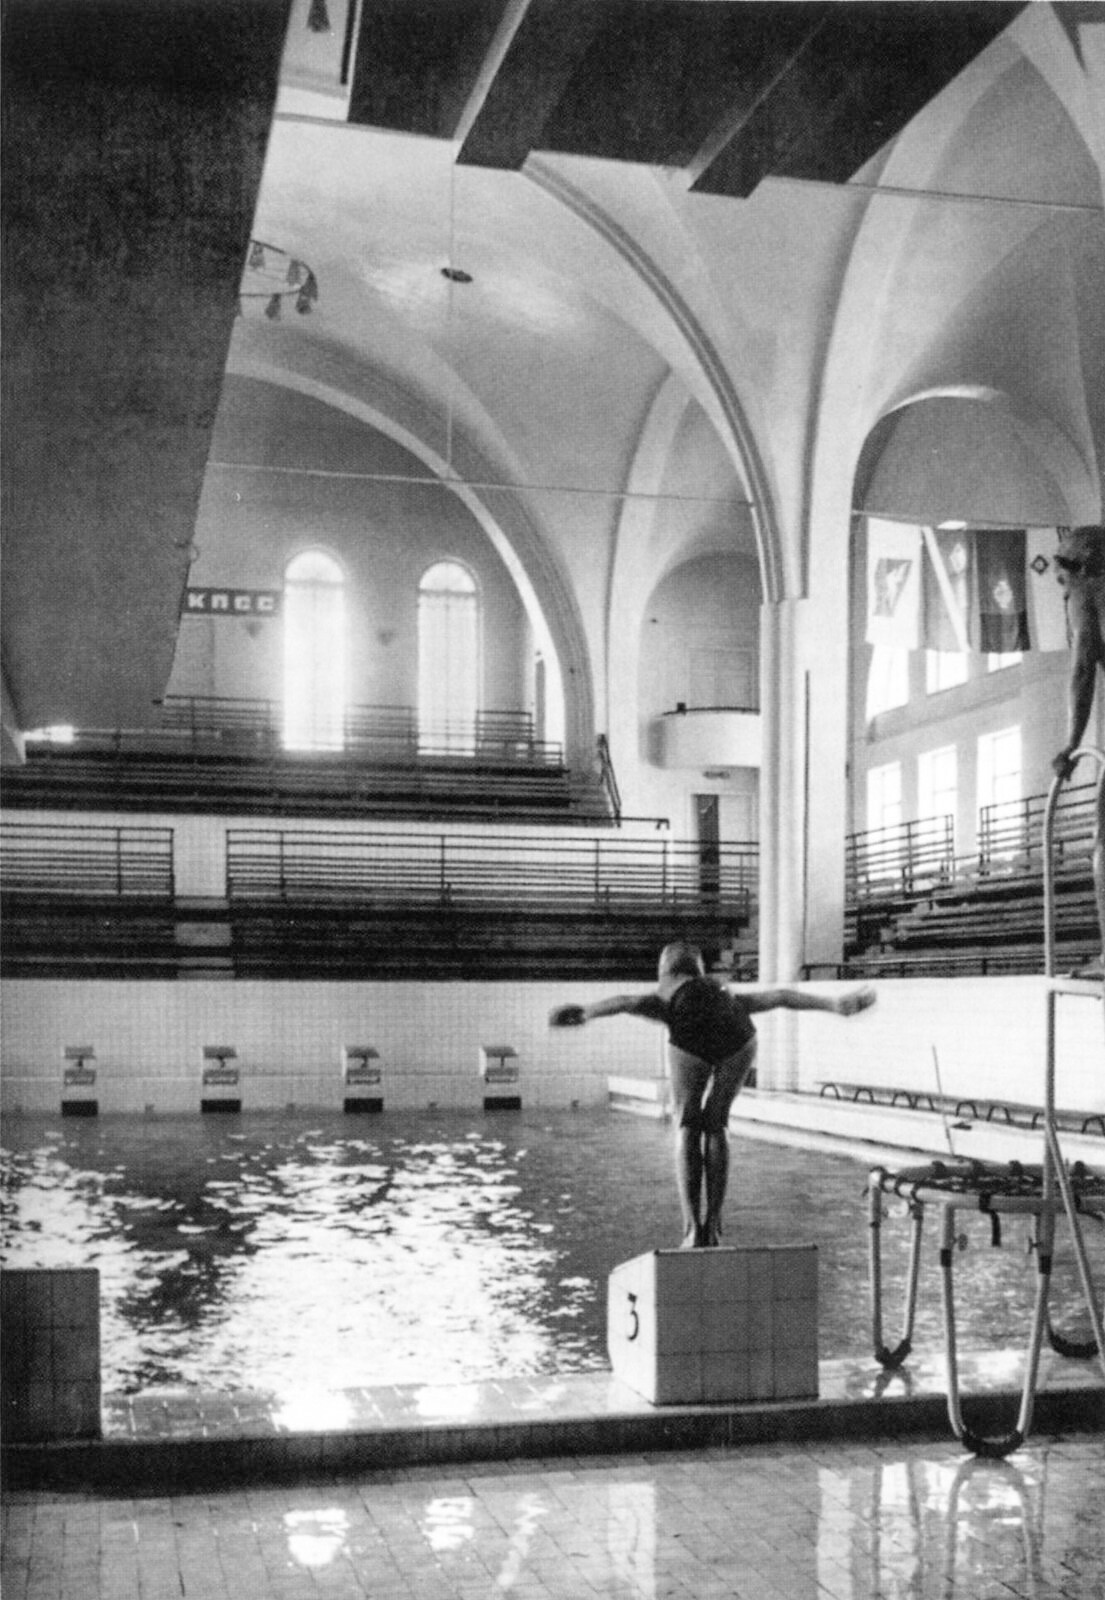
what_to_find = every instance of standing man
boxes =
[550,942,875,1248]
[1052,524,1105,971]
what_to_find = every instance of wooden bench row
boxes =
[4,747,615,826]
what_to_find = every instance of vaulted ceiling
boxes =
[0,0,1031,748]
[346,0,1022,192]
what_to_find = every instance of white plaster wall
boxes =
[757,976,1104,1119]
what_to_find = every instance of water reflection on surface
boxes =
[0,1110,1096,1398]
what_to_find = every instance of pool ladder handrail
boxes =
[950,751,1105,1454]
[868,751,1105,1457]
[1038,748,1105,1388]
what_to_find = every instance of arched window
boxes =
[418,561,479,753]
[283,550,346,750]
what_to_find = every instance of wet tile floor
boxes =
[4,1429,1103,1599]
[5,1350,1105,1597]
[97,1347,1102,1442]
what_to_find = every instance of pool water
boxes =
[1,1110,1097,1399]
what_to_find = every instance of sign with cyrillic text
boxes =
[183,588,281,617]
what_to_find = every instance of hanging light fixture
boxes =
[239,240,319,318]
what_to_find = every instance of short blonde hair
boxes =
[657,941,705,981]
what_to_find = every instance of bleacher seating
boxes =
[837,783,1100,978]
[0,819,755,981]
[225,827,755,979]
[229,907,745,980]
[1,822,179,977]
[3,695,620,824]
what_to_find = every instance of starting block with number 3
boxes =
[607,1246,818,1405]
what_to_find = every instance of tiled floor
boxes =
[4,1430,1104,1599]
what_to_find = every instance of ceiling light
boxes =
[239,240,319,318]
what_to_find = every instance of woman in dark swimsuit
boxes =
[551,942,875,1247]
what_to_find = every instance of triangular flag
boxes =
[866,519,921,649]
[1026,528,1070,651]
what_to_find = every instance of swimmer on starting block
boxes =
[550,941,876,1249]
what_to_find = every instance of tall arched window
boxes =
[283,550,346,750]
[418,561,479,753]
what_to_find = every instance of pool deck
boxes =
[5,1346,1103,1493]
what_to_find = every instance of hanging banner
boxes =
[865,519,921,649]
[921,527,974,652]
[1025,528,1069,651]
[974,529,1029,652]
[183,588,281,617]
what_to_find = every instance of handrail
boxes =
[595,733,622,824]
[846,814,955,900]
[225,826,758,914]
[849,781,1100,913]
[0,820,176,900]
[150,695,560,765]
[980,779,1096,875]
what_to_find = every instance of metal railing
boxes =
[595,733,622,824]
[225,827,758,916]
[978,779,1096,875]
[0,821,175,899]
[846,814,956,902]
[154,696,563,766]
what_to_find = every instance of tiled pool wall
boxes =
[1,974,1100,1118]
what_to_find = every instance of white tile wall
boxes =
[2,975,1100,1118]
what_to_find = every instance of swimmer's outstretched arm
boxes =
[549,994,660,1027]
[739,984,876,1017]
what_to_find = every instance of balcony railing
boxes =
[0,821,175,900]
[154,696,561,765]
[226,827,758,916]
[846,815,956,902]
[977,781,1097,875]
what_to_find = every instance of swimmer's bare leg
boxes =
[698,1041,755,1246]
[702,1130,729,1247]
[675,1127,705,1247]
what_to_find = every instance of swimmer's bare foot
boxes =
[680,1225,704,1249]
[702,1221,722,1247]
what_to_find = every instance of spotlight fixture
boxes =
[441,266,473,284]
[239,240,319,318]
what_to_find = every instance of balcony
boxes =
[658,706,762,771]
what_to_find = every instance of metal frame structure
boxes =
[866,748,1105,1456]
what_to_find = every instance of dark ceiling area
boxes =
[349,1,1025,194]
[0,0,292,736]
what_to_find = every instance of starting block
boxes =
[343,1046,383,1112]
[607,1245,818,1405]
[201,1046,241,1112]
[480,1045,521,1110]
[61,1047,98,1117]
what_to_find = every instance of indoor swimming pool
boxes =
[1,1109,1098,1400]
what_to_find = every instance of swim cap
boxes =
[657,941,705,981]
